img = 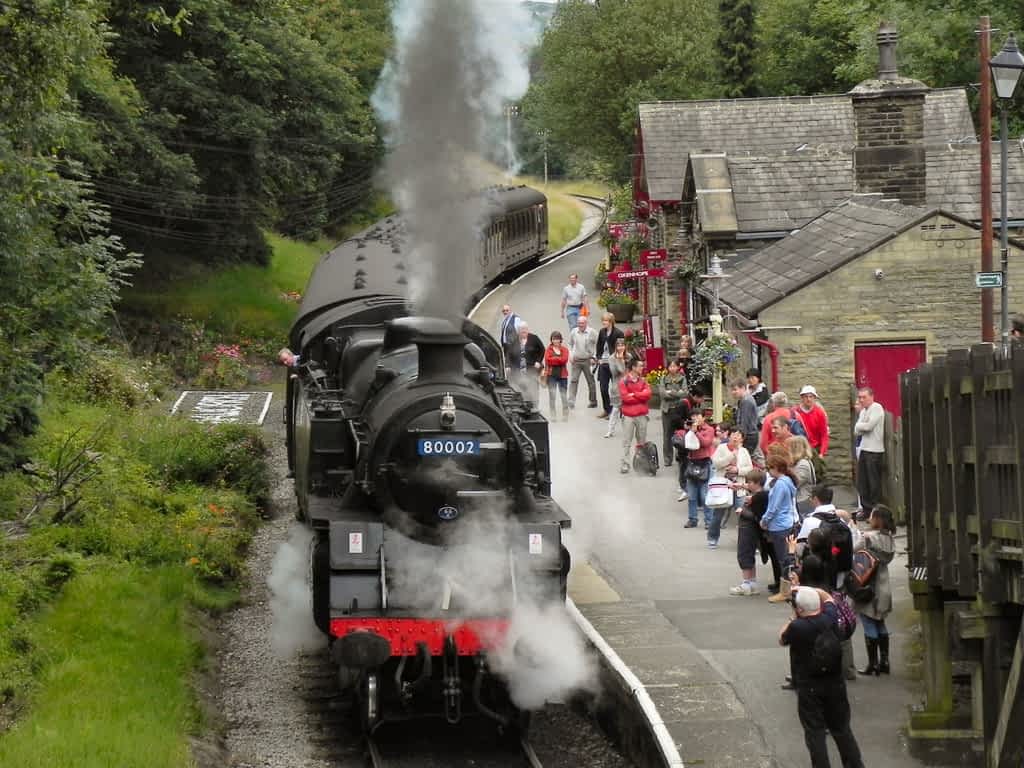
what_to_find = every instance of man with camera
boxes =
[780,588,864,768]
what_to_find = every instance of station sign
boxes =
[640,248,667,265]
[976,271,1004,289]
[608,268,666,281]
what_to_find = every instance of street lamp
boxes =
[989,33,1024,350]
[700,254,730,422]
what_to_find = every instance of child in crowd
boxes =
[729,469,768,596]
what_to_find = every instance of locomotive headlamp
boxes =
[439,393,457,429]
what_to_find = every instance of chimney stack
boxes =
[849,23,929,206]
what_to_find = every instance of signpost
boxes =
[977,271,1005,289]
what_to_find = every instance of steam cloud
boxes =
[267,524,324,658]
[384,508,597,709]
[373,0,534,317]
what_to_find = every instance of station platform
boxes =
[472,213,927,767]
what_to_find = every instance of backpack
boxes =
[816,512,854,573]
[633,442,659,476]
[830,591,858,640]
[788,408,807,438]
[809,450,827,483]
[844,549,880,603]
[809,623,843,677]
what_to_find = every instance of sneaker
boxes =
[707,540,718,550]
[587,403,598,408]
[620,461,630,474]
[729,582,756,596]
[597,412,609,419]
[684,520,698,528]
[676,491,687,502]
[603,432,613,438]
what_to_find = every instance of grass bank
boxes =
[0,366,266,763]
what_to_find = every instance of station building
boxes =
[631,23,1024,481]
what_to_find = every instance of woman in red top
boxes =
[683,412,718,529]
[543,331,570,421]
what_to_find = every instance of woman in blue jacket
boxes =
[761,454,798,603]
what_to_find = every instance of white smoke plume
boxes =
[267,524,324,658]
[373,0,535,317]
[383,506,597,710]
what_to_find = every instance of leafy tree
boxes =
[87,0,386,265]
[719,0,757,98]
[524,0,718,182]
[0,0,140,465]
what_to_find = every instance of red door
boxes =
[854,341,927,418]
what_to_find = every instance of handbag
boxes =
[706,475,734,508]
[683,429,700,451]
[685,461,709,482]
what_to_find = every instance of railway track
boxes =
[365,723,545,768]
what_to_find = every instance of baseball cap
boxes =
[792,588,821,615]
[799,385,818,398]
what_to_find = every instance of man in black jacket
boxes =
[594,312,624,419]
[780,588,864,768]
[508,323,545,406]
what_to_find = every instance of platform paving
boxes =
[471,210,927,767]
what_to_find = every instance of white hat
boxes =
[793,588,821,615]
[799,385,818,398]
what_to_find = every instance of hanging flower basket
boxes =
[689,334,740,384]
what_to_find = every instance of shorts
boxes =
[737,522,759,570]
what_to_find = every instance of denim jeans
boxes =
[769,530,795,579]
[707,506,728,543]
[859,614,888,639]
[566,306,581,332]
[687,476,710,524]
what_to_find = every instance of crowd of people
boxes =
[500,275,898,767]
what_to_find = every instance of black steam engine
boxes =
[284,186,569,732]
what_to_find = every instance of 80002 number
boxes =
[417,438,480,456]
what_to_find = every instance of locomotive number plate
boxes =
[417,437,480,456]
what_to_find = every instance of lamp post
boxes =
[700,254,729,422]
[989,33,1024,350]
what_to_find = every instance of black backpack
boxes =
[809,623,843,677]
[816,513,853,573]
[633,442,659,476]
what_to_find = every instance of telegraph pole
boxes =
[980,16,995,342]
[503,104,519,174]
[538,129,550,186]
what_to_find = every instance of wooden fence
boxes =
[901,342,1024,767]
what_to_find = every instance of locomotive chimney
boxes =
[383,316,468,383]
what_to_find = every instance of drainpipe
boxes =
[742,332,779,392]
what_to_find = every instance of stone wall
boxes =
[756,214,1020,482]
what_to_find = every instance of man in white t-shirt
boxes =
[560,273,588,332]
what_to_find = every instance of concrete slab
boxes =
[568,561,622,604]
[667,719,775,768]
[615,645,721,687]
[647,682,747,721]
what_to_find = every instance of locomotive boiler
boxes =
[284,186,569,732]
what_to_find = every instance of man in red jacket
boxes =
[760,391,794,454]
[794,385,829,456]
[618,358,651,473]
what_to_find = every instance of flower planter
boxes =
[608,302,636,323]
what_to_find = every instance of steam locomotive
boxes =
[284,185,570,732]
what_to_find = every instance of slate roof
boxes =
[714,196,930,316]
[639,88,974,202]
[927,142,1024,220]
